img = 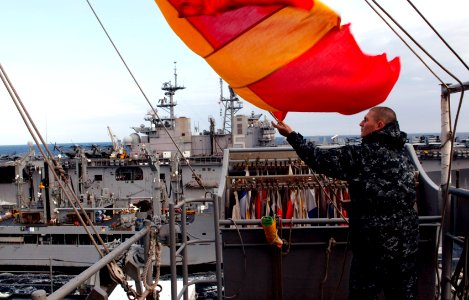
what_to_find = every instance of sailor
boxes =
[272,106,419,299]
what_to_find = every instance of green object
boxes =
[262,216,274,226]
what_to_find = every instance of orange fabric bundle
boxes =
[261,216,283,248]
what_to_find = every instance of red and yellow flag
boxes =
[155,0,400,121]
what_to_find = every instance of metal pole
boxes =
[49,257,53,293]
[144,221,152,286]
[440,90,451,203]
[169,203,178,300]
[212,195,223,300]
[44,227,149,300]
[440,88,453,300]
[181,202,189,300]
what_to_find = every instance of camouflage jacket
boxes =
[287,121,419,259]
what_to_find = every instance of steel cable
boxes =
[85,0,208,194]
[363,1,468,298]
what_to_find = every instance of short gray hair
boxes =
[370,106,396,125]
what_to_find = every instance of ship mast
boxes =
[159,62,185,129]
[220,78,243,134]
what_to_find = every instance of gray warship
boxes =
[0,67,277,274]
[1,66,468,299]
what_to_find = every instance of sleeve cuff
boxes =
[286,131,300,144]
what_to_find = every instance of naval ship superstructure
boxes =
[0,68,276,272]
[128,72,276,194]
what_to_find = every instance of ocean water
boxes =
[0,272,79,299]
[0,271,217,299]
[3,133,469,156]
[0,142,112,157]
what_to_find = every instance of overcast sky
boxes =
[0,0,468,145]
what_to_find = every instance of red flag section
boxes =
[172,0,313,17]
[155,0,400,121]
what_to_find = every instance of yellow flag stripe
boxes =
[206,2,340,88]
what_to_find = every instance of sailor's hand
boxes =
[272,121,293,137]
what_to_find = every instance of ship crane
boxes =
[107,126,126,158]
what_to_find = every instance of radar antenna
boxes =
[219,78,243,134]
[159,62,185,129]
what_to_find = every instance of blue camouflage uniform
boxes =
[286,121,419,299]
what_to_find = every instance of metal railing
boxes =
[168,195,223,300]
[441,186,469,299]
[31,225,150,300]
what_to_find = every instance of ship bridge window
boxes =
[0,166,15,183]
[116,167,144,181]
[237,124,243,134]
[94,175,103,181]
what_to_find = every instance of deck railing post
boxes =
[439,82,469,299]
[213,194,223,300]
[181,202,189,300]
[169,202,178,300]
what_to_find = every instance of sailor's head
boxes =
[359,106,396,137]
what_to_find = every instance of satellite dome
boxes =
[123,133,141,146]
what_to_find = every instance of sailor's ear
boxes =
[377,120,385,130]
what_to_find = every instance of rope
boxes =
[223,218,248,299]
[273,216,284,300]
[145,231,162,289]
[320,237,336,300]
[138,229,162,300]
[331,231,351,300]
[281,218,293,255]
[142,232,156,290]
[155,238,162,285]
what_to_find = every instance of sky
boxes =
[0,0,468,145]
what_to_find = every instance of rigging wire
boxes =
[362,0,446,86]
[406,0,469,72]
[0,64,112,257]
[402,0,466,161]
[367,0,466,150]
[85,0,208,194]
[401,2,468,296]
[0,63,140,297]
[364,1,468,297]
[368,0,464,87]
